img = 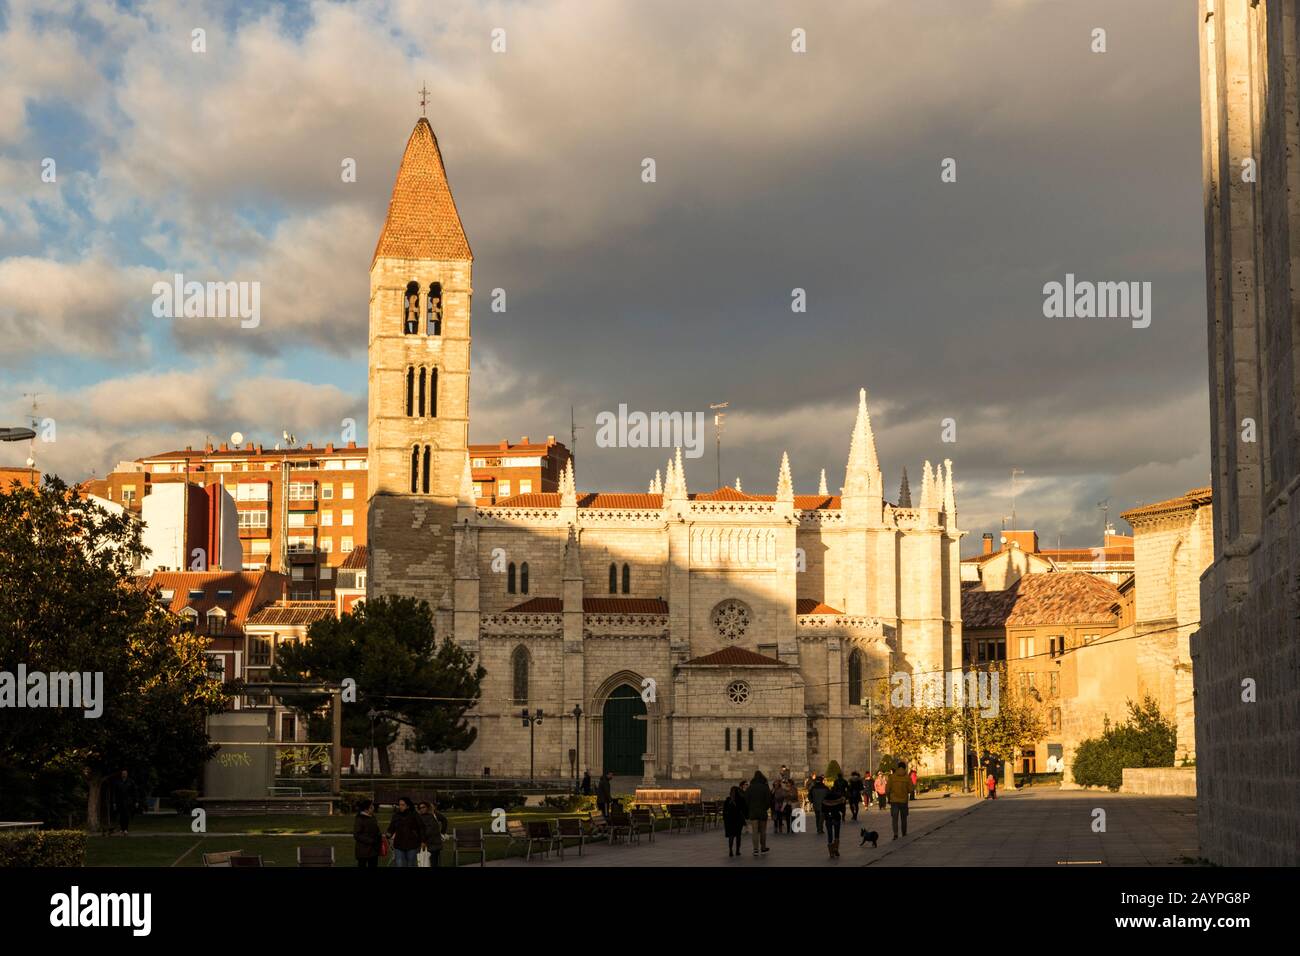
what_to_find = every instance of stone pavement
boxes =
[488,789,1200,867]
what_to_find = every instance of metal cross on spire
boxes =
[418,83,430,116]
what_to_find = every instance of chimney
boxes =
[982,532,994,555]
[325,443,335,453]
[205,442,213,453]
[219,442,229,452]
[499,440,509,451]
[305,442,314,450]
[347,440,357,449]
[520,436,529,445]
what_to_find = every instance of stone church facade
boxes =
[368,117,965,781]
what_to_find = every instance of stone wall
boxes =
[1121,767,1197,797]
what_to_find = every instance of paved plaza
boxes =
[490,789,1201,867]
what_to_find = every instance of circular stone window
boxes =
[711,600,751,642]
[726,680,751,705]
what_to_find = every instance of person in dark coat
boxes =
[386,797,424,867]
[581,769,592,796]
[417,800,448,867]
[353,798,382,867]
[596,770,613,817]
[722,785,748,857]
[847,771,864,821]
[746,770,772,856]
[822,776,848,858]
[808,774,829,834]
[108,769,141,835]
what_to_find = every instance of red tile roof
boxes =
[246,601,336,627]
[372,117,472,264]
[147,570,286,636]
[503,597,669,614]
[340,545,368,570]
[796,598,842,615]
[961,572,1121,629]
[1121,487,1213,523]
[682,647,786,667]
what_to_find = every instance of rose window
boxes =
[726,680,751,705]
[711,600,751,641]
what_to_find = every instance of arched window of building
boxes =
[421,445,431,494]
[747,728,754,752]
[418,367,427,417]
[511,645,529,704]
[428,368,438,417]
[405,366,414,417]
[724,727,731,751]
[427,281,443,336]
[608,563,617,594]
[404,282,420,334]
[621,563,630,594]
[520,562,529,595]
[848,649,863,706]
[410,446,420,493]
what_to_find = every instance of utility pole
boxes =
[710,403,728,490]
[569,406,582,471]
[22,393,40,470]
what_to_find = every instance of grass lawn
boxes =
[87,807,631,867]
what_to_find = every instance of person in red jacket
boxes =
[986,772,997,800]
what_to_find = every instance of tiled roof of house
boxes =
[503,597,669,614]
[961,572,1122,629]
[340,545,368,570]
[1121,487,1213,523]
[682,647,786,667]
[372,117,472,264]
[796,598,843,615]
[246,601,336,627]
[147,570,286,636]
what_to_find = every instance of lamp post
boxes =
[571,704,584,793]
[521,708,544,785]
[367,708,379,797]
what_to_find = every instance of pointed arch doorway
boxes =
[602,685,647,776]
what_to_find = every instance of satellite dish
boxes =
[230,431,244,446]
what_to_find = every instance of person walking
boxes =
[723,785,748,857]
[747,770,772,856]
[386,796,424,867]
[771,777,787,834]
[108,768,141,836]
[847,771,864,821]
[822,774,848,858]
[874,770,888,810]
[910,766,919,790]
[886,761,916,840]
[417,800,447,866]
[581,769,592,796]
[985,772,997,800]
[352,798,382,868]
[808,774,829,834]
[596,770,613,817]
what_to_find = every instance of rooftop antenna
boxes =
[1098,498,1111,542]
[22,393,40,469]
[1010,468,1024,531]
[569,405,582,470]
[710,402,728,490]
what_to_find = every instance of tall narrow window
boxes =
[429,368,438,418]
[507,563,517,594]
[511,646,529,704]
[520,562,530,595]
[608,563,617,594]
[404,282,420,334]
[848,649,863,705]
[405,367,414,417]
[410,446,419,493]
[421,445,431,494]
[724,728,731,751]
[747,728,754,752]
[427,281,443,335]
[418,367,427,417]
[621,563,630,594]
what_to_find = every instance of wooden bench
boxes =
[667,804,697,834]
[296,846,335,867]
[607,810,633,845]
[630,808,656,843]
[202,849,244,867]
[525,820,559,861]
[228,855,264,867]
[556,817,588,856]
[452,827,486,866]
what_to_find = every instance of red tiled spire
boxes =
[372,117,472,265]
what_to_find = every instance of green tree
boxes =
[954,662,1045,788]
[0,477,229,829]
[272,595,485,773]
[1072,696,1176,790]
[825,759,843,781]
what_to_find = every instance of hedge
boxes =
[0,830,87,867]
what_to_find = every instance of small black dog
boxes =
[859,828,879,848]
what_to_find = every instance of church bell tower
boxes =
[367,114,473,602]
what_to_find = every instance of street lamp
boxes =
[367,708,380,796]
[521,708,544,785]
[571,704,584,793]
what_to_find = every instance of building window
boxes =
[507,563,517,594]
[341,510,354,527]
[248,635,271,667]
[429,368,438,418]
[341,536,354,553]
[121,487,137,505]
[848,649,863,705]
[207,611,226,636]
[320,484,333,500]
[342,482,354,500]
[724,727,730,751]
[1049,635,1065,658]
[288,512,307,528]
[406,366,414,416]
[511,645,529,704]
[520,562,529,595]
[418,366,427,416]
[410,446,419,493]
[621,563,630,594]
[238,510,268,530]
[288,481,315,501]
[1049,671,1059,698]
[499,479,510,497]
[726,680,750,705]
[519,479,532,494]
[321,510,333,526]
[748,728,754,752]
[1050,708,1061,732]
[422,446,431,494]
[427,281,442,335]
[404,281,420,334]
[608,563,617,594]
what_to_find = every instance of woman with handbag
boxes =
[353,798,383,868]
[418,800,448,867]
[386,796,424,867]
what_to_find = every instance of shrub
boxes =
[337,790,372,813]
[542,793,596,813]
[170,790,199,815]
[1072,697,1176,790]
[825,760,843,781]
[0,830,86,867]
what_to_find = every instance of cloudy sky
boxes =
[0,0,1208,554]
